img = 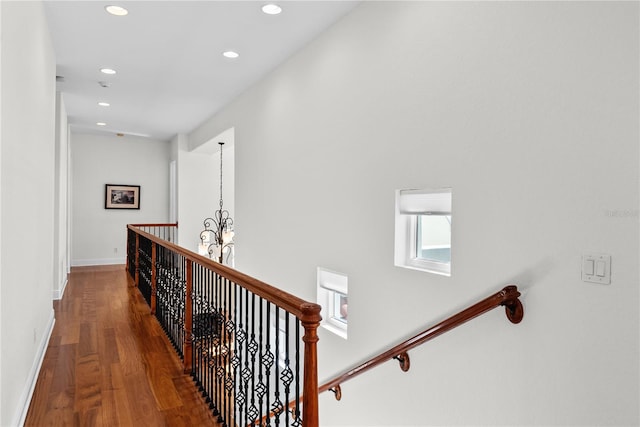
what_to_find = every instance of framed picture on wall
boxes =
[105,184,140,209]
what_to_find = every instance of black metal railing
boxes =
[127,227,137,280]
[191,262,304,426]
[126,224,321,427]
[138,234,153,306]
[155,243,186,357]
[131,222,178,242]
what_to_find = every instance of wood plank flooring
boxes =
[25,265,219,426]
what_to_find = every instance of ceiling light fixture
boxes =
[105,5,128,16]
[100,68,117,75]
[96,122,107,126]
[199,142,234,265]
[262,4,282,15]
[223,51,239,59]
[98,102,110,107]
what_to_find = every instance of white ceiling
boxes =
[44,1,360,141]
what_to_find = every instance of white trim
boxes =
[169,160,177,223]
[317,268,348,339]
[12,309,55,427]
[71,257,125,267]
[398,188,452,214]
[317,268,348,294]
[52,275,68,300]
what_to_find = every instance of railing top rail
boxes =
[318,285,523,395]
[128,224,321,322]
[129,222,179,227]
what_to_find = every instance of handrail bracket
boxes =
[329,385,342,401]
[393,351,411,372]
[501,285,524,324]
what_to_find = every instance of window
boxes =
[394,188,452,276]
[317,268,348,339]
[270,309,289,369]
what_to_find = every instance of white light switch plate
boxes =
[582,253,611,284]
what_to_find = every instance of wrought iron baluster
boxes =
[194,264,201,390]
[265,302,272,427]
[236,283,244,427]
[241,287,249,424]
[213,273,222,422]
[257,297,265,425]
[225,276,233,427]
[273,306,281,426]
[215,271,223,423]
[204,268,212,412]
[293,318,301,426]
[283,313,291,427]
[248,292,259,425]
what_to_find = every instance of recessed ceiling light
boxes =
[223,51,239,59]
[98,102,110,107]
[262,4,282,15]
[105,5,128,16]
[100,68,117,75]
[96,122,107,126]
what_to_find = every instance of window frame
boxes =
[394,188,452,276]
[317,268,348,339]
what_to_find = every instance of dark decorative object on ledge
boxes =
[105,184,140,209]
[199,142,234,265]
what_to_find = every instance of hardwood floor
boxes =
[25,265,219,426]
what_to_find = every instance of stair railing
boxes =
[257,286,524,426]
[126,223,322,427]
[127,224,524,426]
[319,285,524,400]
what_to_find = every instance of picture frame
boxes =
[105,184,140,209]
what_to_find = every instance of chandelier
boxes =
[198,142,234,264]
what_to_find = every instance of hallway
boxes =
[25,265,218,426]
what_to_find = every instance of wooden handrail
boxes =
[128,224,321,322]
[318,286,523,399]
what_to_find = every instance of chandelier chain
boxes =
[219,142,224,210]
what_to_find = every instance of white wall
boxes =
[0,2,57,425]
[174,132,235,254]
[70,133,170,265]
[174,134,215,251]
[190,2,639,426]
[0,2,4,423]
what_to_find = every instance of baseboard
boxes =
[12,309,55,427]
[71,257,126,267]
[52,275,68,300]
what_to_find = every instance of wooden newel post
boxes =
[150,242,157,314]
[183,259,193,374]
[301,303,322,427]
[134,233,140,288]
